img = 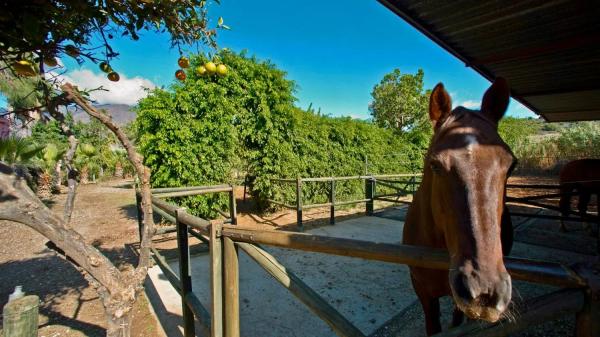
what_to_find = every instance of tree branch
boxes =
[44,92,80,225]
[0,163,126,293]
[61,83,154,285]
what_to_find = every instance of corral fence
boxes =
[506,180,600,254]
[136,179,600,337]
[268,174,422,230]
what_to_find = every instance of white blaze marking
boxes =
[465,135,478,156]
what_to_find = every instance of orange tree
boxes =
[0,1,225,336]
[136,51,421,212]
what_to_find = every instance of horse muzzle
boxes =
[449,268,512,322]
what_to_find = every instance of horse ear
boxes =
[429,83,452,128]
[481,77,510,123]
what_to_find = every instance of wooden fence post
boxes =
[135,190,143,242]
[2,293,39,337]
[229,184,237,225]
[296,177,303,231]
[575,292,599,337]
[330,179,336,225]
[574,263,600,337]
[223,237,240,337]
[210,220,224,337]
[176,208,195,337]
[365,178,374,216]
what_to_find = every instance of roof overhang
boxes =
[379,0,600,122]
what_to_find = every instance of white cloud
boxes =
[459,100,480,109]
[60,69,156,106]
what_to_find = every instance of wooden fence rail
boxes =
[141,181,599,337]
[267,174,421,228]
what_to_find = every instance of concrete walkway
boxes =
[146,210,416,337]
[145,206,595,337]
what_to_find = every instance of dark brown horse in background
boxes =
[559,159,600,233]
[403,78,515,335]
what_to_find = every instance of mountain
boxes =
[72,104,136,126]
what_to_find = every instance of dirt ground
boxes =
[0,178,372,336]
[0,180,161,337]
[0,175,596,336]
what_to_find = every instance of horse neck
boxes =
[405,169,446,248]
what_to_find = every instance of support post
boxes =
[223,237,240,337]
[176,209,195,337]
[2,294,39,337]
[330,179,336,225]
[210,220,224,337]
[135,190,143,242]
[365,178,374,216]
[296,177,303,231]
[574,263,600,337]
[576,291,600,337]
[229,184,237,225]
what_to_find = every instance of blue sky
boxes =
[1,0,536,119]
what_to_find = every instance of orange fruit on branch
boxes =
[107,72,120,82]
[178,56,190,68]
[195,65,207,76]
[44,57,58,68]
[175,69,186,81]
[64,45,80,58]
[99,62,112,73]
[204,61,217,73]
[13,60,36,77]
[216,64,228,76]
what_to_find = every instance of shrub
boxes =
[136,50,425,215]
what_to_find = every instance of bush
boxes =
[507,121,600,175]
[136,50,426,215]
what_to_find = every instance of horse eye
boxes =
[430,161,443,174]
[507,159,518,177]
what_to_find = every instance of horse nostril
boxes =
[451,271,478,302]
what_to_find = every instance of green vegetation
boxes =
[0,136,44,165]
[136,51,426,215]
[498,118,600,173]
[369,69,431,135]
[498,116,542,150]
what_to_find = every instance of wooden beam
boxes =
[151,247,181,293]
[296,177,303,231]
[470,35,600,66]
[184,292,211,337]
[154,186,233,198]
[434,288,584,337]
[221,225,586,288]
[210,221,223,337]
[223,237,240,337]
[176,209,195,337]
[236,242,365,337]
[151,184,231,194]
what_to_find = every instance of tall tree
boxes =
[369,68,430,133]
[0,1,225,336]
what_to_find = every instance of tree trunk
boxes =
[106,308,133,337]
[53,159,62,193]
[37,171,52,199]
[80,166,89,184]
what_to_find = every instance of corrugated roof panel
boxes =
[379,0,600,122]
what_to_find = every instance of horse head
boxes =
[426,78,516,322]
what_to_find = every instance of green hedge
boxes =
[136,50,425,215]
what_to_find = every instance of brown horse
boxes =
[559,159,600,233]
[403,78,515,335]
